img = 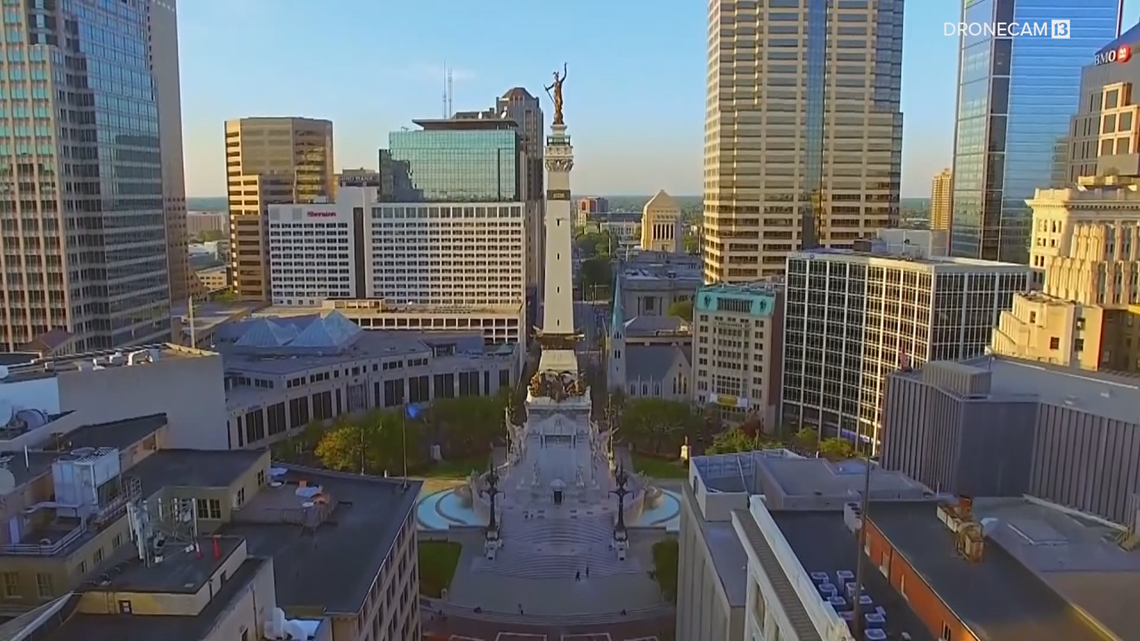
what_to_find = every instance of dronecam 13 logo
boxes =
[1051,19,1070,39]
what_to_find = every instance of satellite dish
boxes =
[0,399,13,427]
[0,468,16,496]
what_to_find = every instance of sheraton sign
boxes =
[306,211,337,218]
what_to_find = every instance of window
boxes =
[1049,336,1060,350]
[236,488,246,507]
[112,534,122,549]
[1076,317,1086,330]
[94,547,103,563]
[941,623,952,641]
[2,572,18,597]
[118,600,132,614]
[257,470,266,487]
[35,573,52,598]
[241,629,249,641]
[78,561,87,576]
[196,498,222,519]
[1074,339,1085,352]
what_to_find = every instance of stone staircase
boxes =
[471,511,642,579]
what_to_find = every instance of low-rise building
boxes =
[0,416,421,641]
[0,344,229,451]
[195,265,229,295]
[677,450,931,641]
[881,355,1140,525]
[864,497,1140,641]
[213,311,519,450]
[692,281,784,425]
[640,190,681,253]
[620,259,703,318]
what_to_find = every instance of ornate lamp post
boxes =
[611,465,631,560]
[481,466,503,560]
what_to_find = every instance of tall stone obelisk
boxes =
[538,66,578,375]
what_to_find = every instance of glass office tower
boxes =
[950,0,1121,264]
[0,0,177,351]
[379,119,519,203]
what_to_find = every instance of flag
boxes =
[406,404,421,419]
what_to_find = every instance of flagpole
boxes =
[401,406,409,489]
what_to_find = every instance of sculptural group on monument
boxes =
[528,370,588,401]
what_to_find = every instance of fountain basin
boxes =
[416,487,682,532]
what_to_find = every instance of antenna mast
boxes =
[442,62,448,118]
[447,67,454,118]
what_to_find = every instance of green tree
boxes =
[667,300,693,322]
[575,230,613,258]
[682,232,700,255]
[791,428,819,456]
[211,288,239,303]
[580,256,612,301]
[196,229,224,242]
[706,427,755,455]
[314,411,418,476]
[429,396,503,459]
[620,398,697,455]
[819,437,855,461]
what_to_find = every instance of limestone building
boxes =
[701,0,903,282]
[225,117,336,302]
[640,190,682,253]
[692,281,783,426]
[607,276,692,402]
[930,168,952,233]
[991,175,1140,373]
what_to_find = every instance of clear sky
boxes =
[178,0,1140,199]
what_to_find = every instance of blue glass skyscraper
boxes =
[379,119,520,203]
[950,0,1121,263]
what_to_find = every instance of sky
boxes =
[177,0,1140,199]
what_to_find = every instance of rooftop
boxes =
[45,413,166,452]
[411,117,518,131]
[51,558,267,641]
[694,451,930,502]
[790,247,1028,270]
[84,535,245,594]
[624,315,689,336]
[769,510,934,641]
[697,280,784,298]
[126,449,266,497]
[221,465,421,614]
[0,344,210,384]
[869,499,1140,641]
[256,299,524,317]
[682,478,750,607]
[902,355,1140,424]
[626,344,689,383]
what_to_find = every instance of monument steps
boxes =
[472,512,642,579]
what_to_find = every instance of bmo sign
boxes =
[307,211,337,218]
[1096,45,1132,66]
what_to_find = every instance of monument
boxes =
[462,63,663,553]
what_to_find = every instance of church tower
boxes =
[607,270,626,393]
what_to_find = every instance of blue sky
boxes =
[178,0,1140,198]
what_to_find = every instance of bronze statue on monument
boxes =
[545,63,568,125]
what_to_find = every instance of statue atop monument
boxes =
[545,63,568,125]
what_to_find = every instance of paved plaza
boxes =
[445,530,664,615]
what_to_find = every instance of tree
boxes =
[705,427,755,455]
[196,229,224,242]
[429,396,504,459]
[620,398,697,455]
[576,230,613,258]
[819,437,855,462]
[314,411,419,476]
[667,300,693,322]
[791,428,819,456]
[682,232,700,255]
[580,256,612,301]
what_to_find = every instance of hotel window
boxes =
[35,573,52,598]
[2,572,18,597]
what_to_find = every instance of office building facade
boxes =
[0,0,182,352]
[372,119,526,308]
[930,168,952,232]
[152,0,190,307]
[782,245,1030,447]
[692,282,784,426]
[702,0,903,282]
[225,117,335,302]
[882,356,1140,526]
[949,0,1120,263]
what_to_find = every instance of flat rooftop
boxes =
[912,355,1140,424]
[256,301,524,317]
[127,449,266,496]
[47,413,167,452]
[220,466,421,615]
[84,535,244,594]
[694,451,929,499]
[770,510,934,641]
[52,558,266,641]
[1,344,210,383]
[790,247,1028,269]
[869,500,1135,641]
[682,480,749,607]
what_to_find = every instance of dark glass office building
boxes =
[0,0,174,351]
[379,119,520,203]
[950,0,1121,264]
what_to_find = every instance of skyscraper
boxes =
[702,0,904,283]
[224,118,334,302]
[0,0,183,352]
[949,0,1120,263]
[152,0,189,307]
[930,168,953,232]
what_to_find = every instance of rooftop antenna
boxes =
[442,62,448,118]
[447,65,454,118]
